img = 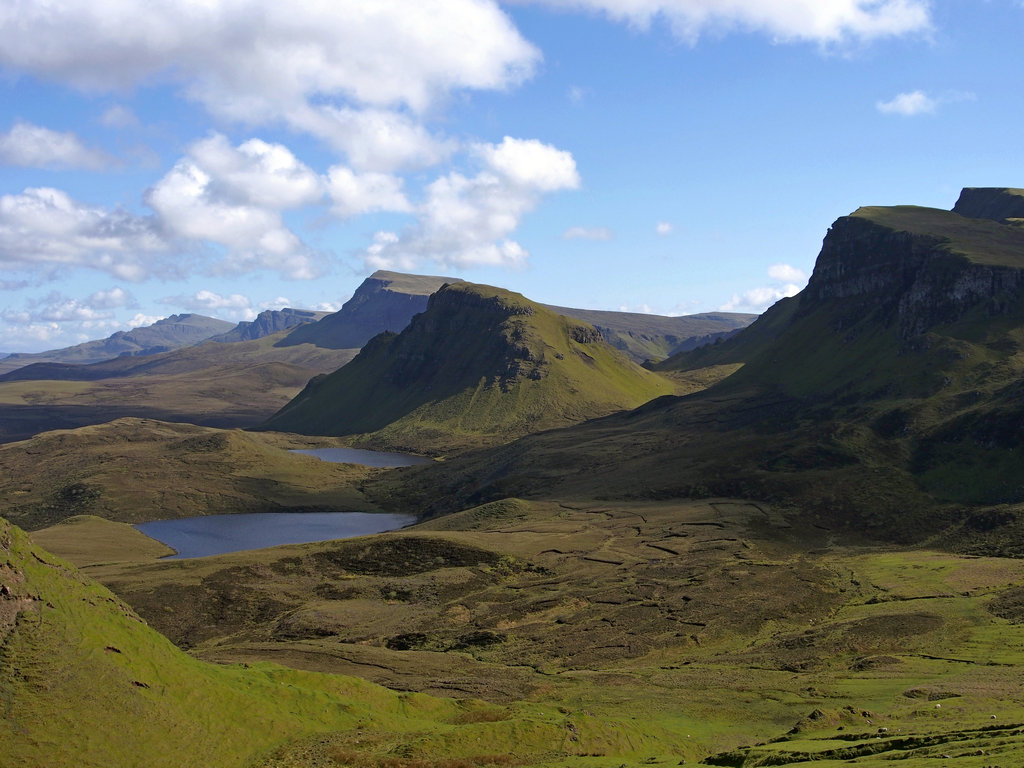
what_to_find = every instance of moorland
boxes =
[3,187,1024,767]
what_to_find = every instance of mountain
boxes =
[0,313,235,376]
[370,188,1024,549]
[209,307,330,342]
[0,333,356,443]
[277,270,461,349]
[545,305,755,362]
[263,281,679,452]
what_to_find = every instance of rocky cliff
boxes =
[211,308,327,343]
[277,270,460,349]
[801,207,1024,339]
[263,282,675,452]
[952,186,1024,222]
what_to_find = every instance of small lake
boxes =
[290,447,433,467]
[136,511,417,559]
[135,446,423,558]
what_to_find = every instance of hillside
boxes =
[210,307,330,343]
[278,270,461,349]
[0,333,356,443]
[0,313,234,375]
[4,516,639,767]
[371,189,1024,546]
[545,305,755,362]
[0,418,380,531]
[264,282,679,452]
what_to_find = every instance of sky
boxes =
[1,1,1023,353]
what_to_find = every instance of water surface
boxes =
[136,511,416,559]
[290,447,432,467]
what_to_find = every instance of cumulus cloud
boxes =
[0,1,537,164]
[876,89,974,116]
[720,262,808,313]
[145,135,322,279]
[0,121,113,170]
[162,289,256,320]
[0,287,137,348]
[362,136,579,271]
[526,0,931,45]
[563,226,614,240]
[876,90,937,115]
[99,105,140,129]
[326,167,412,218]
[0,187,166,281]
[655,221,673,236]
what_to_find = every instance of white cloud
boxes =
[0,2,538,147]
[0,288,136,344]
[293,107,454,172]
[563,226,614,240]
[99,105,139,129]
[163,289,256,320]
[719,262,808,312]
[362,136,579,271]
[768,263,807,283]
[476,136,580,191]
[260,297,293,310]
[326,166,412,218]
[187,134,324,209]
[0,187,166,281]
[0,121,113,170]
[526,0,931,45]
[876,90,937,116]
[127,313,162,329]
[876,89,975,116]
[655,221,673,236]
[145,135,322,279]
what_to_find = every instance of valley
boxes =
[3,189,1024,766]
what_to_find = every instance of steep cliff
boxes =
[211,308,328,343]
[374,188,1024,545]
[264,282,677,452]
[952,186,1024,222]
[277,270,460,349]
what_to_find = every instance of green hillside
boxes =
[0,419,378,530]
[3,516,653,767]
[372,192,1024,543]
[264,282,678,452]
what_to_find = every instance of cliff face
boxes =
[211,308,326,343]
[952,187,1024,222]
[802,212,1024,339]
[278,270,460,349]
[264,281,675,451]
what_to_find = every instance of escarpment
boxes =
[802,208,1024,339]
[263,281,676,450]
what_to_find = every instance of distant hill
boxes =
[277,270,461,350]
[210,307,329,343]
[545,305,755,362]
[264,282,678,452]
[0,333,356,442]
[372,188,1024,549]
[0,313,234,375]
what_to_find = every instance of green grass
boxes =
[853,205,1024,267]
[265,282,678,453]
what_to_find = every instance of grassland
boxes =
[0,418,393,531]
[0,333,355,443]
[266,283,679,453]
[25,497,1024,767]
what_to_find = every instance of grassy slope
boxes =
[33,499,1024,767]
[4,516,659,768]
[265,283,678,453]
[0,419,383,531]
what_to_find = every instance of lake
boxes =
[290,446,433,467]
[136,511,417,559]
[135,446,424,558]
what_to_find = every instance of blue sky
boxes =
[1,0,1022,352]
